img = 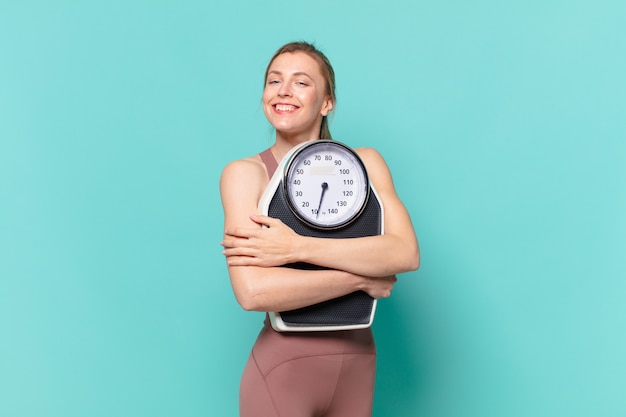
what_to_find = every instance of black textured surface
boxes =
[268,183,382,327]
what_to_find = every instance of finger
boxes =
[224,228,260,240]
[221,236,256,251]
[250,214,280,227]
[221,237,245,249]
[249,213,266,225]
[223,247,259,258]
[225,255,261,267]
[224,229,248,239]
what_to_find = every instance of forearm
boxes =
[230,265,363,312]
[295,233,419,277]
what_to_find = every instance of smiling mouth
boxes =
[274,104,298,112]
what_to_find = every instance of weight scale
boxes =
[258,140,384,332]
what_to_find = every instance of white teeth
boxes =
[276,104,296,111]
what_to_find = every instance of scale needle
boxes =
[316,182,328,219]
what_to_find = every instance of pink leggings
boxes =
[240,320,377,417]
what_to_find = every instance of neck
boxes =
[272,130,320,161]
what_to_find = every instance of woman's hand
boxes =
[360,275,398,299]
[221,214,301,267]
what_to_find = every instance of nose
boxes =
[278,82,292,97]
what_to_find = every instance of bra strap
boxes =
[259,147,278,179]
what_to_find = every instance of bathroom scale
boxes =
[258,140,384,332]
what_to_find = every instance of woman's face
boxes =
[263,52,333,141]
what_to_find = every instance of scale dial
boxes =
[284,140,370,230]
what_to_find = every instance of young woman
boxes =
[220,41,419,417]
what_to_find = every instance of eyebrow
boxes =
[267,70,314,80]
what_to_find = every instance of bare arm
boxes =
[220,157,396,312]
[222,148,420,277]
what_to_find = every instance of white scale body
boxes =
[258,140,384,332]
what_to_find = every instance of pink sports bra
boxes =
[259,147,278,179]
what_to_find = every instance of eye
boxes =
[295,81,309,87]
[267,79,281,85]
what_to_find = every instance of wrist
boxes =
[291,235,311,264]
[347,271,366,292]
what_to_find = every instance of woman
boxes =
[220,41,419,417]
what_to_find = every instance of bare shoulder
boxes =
[354,147,394,189]
[220,155,268,201]
[354,146,389,167]
[220,153,268,184]
[221,155,265,179]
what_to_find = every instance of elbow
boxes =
[399,252,419,273]
[404,243,420,272]
[230,268,268,312]
[388,246,419,275]
[233,281,268,312]
[409,250,420,271]
[235,289,263,312]
[238,298,260,312]
[235,290,254,311]
[388,234,420,274]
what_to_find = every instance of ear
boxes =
[321,97,334,116]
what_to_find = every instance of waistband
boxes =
[250,316,376,376]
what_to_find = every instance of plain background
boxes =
[1,1,624,416]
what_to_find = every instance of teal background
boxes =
[1,1,624,416]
